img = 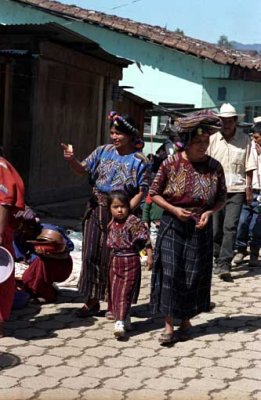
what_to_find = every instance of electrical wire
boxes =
[111,0,143,11]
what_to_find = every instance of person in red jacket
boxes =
[0,154,24,337]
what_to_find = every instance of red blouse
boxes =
[107,214,150,253]
[149,152,227,221]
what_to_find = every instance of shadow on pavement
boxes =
[127,313,261,340]
[6,289,98,341]
[231,261,261,278]
[6,286,261,342]
[0,352,21,370]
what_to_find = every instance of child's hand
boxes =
[146,255,153,270]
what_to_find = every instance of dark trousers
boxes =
[213,192,245,265]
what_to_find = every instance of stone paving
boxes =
[1,248,261,400]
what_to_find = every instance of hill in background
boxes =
[231,41,261,53]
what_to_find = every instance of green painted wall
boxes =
[1,0,228,108]
[2,0,260,117]
[202,78,261,116]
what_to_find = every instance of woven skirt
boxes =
[108,255,141,321]
[150,213,213,320]
[78,204,111,300]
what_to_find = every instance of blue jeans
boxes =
[236,193,261,250]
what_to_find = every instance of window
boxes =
[217,87,226,101]
[244,105,261,122]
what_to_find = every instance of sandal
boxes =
[105,311,115,321]
[76,302,100,318]
[158,332,178,346]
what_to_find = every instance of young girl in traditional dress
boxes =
[107,190,152,339]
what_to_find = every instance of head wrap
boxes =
[174,110,222,149]
[108,111,139,136]
[175,110,222,134]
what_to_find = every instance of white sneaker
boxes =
[114,320,125,338]
[124,314,132,331]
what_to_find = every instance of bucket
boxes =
[0,246,14,284]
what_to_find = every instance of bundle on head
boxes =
[174,110,222,149]
[175,109,222,134]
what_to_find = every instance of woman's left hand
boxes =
[195,211,212,229]
[245,187,253,204]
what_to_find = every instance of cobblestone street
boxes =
[1,255,261,400]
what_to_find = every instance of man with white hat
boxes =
[207,103,256,281]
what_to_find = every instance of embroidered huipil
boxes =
[149,152,227,222]
[107,214,150,256]
[81,144,149,204]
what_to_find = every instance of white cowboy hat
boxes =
[0,246,14,284]
[218,103,238,118]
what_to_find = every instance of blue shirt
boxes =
[81,144,149,197]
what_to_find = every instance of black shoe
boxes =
[218,264,234,282]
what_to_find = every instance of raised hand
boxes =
[61,143,74,161]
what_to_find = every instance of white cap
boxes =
[218,103,238,118]
[253,116,261,124]
[0,246,14,283]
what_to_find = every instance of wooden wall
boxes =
[0,39,136,212]
[27,42,121,205]
[114,96,146,135]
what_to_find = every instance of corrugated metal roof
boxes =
[0,22,131,66]
[0,49,31,55]
[11,0,261,72]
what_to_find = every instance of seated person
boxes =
[13,207,41,263]
[14,211,74,303]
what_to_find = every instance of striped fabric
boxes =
[77,203,111,300]
[150,213,213,320]
[175,110,222,134]
[108,255,141,321]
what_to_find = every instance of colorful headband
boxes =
[108,111,138,135]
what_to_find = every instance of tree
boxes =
[174,28,184,35]
[217,35,234,49]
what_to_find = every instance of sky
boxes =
[59,0,261,44]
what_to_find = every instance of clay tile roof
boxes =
[162,37,178,47]
[13,0,261,71]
